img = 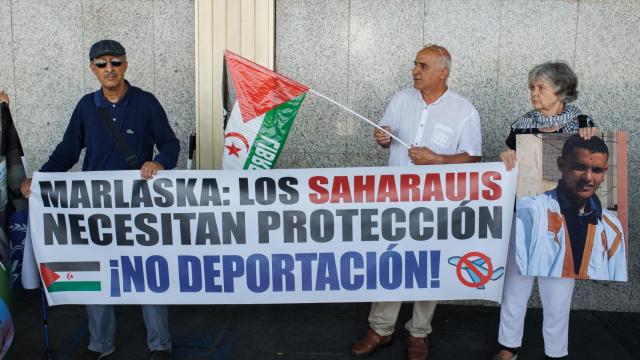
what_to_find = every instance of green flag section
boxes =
[40,262,101,292]
[223,50,308,170]
[224,95,306,169]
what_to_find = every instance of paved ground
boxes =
[10,289,640,359]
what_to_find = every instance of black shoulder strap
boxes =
[577,114,595,128]
[97,107,138,169]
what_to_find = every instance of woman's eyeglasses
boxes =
[93,59,124,69]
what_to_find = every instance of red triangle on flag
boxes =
[39,263,60,288]
[225,50,309,122]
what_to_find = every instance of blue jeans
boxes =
[86,305,171,353]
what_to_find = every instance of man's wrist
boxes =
[151,159,166,170]
[433,154,444,164]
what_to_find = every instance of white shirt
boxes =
[379,88,482,166]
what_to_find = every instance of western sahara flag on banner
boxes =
[223,50,308,170]
[40,262,101,293]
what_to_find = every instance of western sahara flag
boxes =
[40,262,101,292]
[223,51,308,170]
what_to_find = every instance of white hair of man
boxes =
[422,43,452,72]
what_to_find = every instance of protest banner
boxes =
[28,163,517,305]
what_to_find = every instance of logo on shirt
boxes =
[126,129,134,135]
[431,124,454,148]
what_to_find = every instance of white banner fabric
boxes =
[29,163,517,305]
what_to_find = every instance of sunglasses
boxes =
[93,59,124,69]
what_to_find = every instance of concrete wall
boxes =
[275,0,640,312]
[0,0,195,171]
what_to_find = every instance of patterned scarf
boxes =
[510,104,585,133]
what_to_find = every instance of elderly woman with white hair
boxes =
[492,62,597,360]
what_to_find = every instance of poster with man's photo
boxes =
[514,132,627,281]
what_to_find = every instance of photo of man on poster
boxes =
[515,134,627,281]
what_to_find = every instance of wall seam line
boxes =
[9,0,17,109]
[81,0,85,94]
[573,0,581,69]
[494,0,505,159]
[345,0,351,156]
[152,0,157,94]
[422,0,426,44]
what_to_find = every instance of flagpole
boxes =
[308,89,411,149]
[40,286,55,359]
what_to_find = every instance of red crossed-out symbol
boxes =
[455,251,493,288]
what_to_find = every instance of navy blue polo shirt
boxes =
[41,82,180,172]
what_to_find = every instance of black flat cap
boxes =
[89,40,126,60]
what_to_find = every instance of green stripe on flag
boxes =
[48,281,101,292]
[243,94,305,169]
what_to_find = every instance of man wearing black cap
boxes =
[21,39,178,360]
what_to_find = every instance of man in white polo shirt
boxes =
[351,44,482,360]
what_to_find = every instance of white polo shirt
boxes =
[379,88,482,166]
